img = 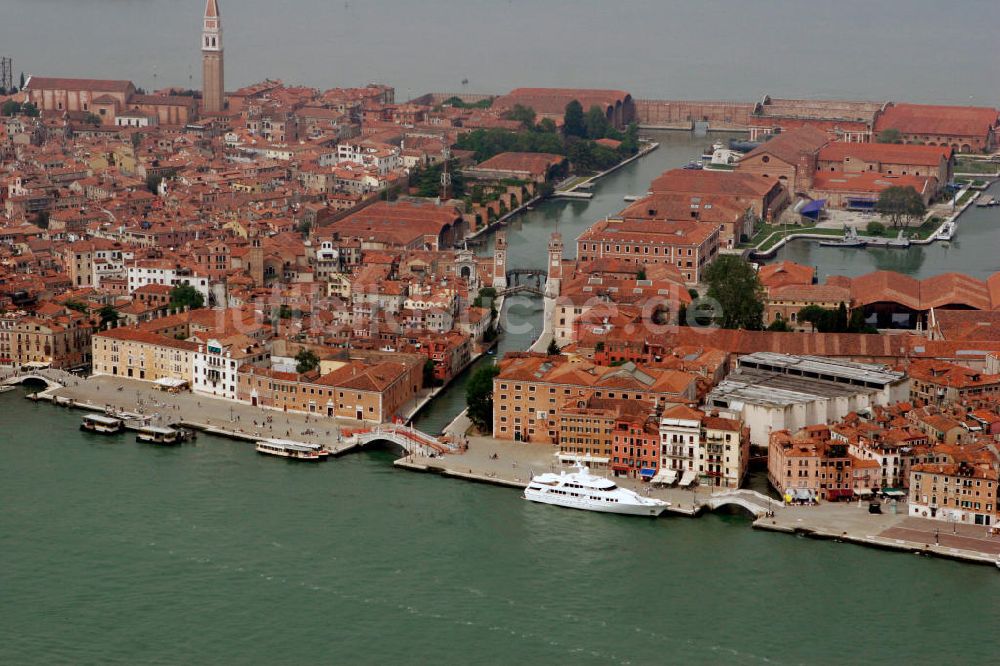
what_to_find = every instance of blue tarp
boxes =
[640,468,656,477]
[799,199,827,218]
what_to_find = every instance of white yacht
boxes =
[524,463,670,517]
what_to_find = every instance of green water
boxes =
[2,388,998,665]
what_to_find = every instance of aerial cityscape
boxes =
[2,1,1000,663]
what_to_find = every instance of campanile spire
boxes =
[201,0,224,114]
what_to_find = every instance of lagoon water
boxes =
[5,0,998,106]
[2,387,1000,665]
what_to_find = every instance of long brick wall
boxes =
[635,99,753,130]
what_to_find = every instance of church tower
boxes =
[545,232,563,297]
[492,230,508,289]
[201,0,225,114]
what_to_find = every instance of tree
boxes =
[295,349,319,375]
[563,100,586,138]
[876,186,926,229]
[505,104,536,130]
[619,122,640,155]
[584,105,611,140]
[877,128,903,144]
[797,305,832,332]
[84,113,102,126]
[537,117,557,134]
[169,284,204,310]
[547,338,561,355]
[866,220,887,236]
[19,72,25,90]
[2,100,20,116]
[423,358,440,388]
[767,315,792,332]
[35,210,49,229]
[98,305,120,329]
[702,255,764,330]
[64,299,89,313]
[146,174,164,194]
[466,363,500,433]
[21,102,39,117]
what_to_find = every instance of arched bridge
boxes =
[2,373,64,392]
[704,489,777,518]
[502,268,549,297]
[343,424,458,456]
[500,284,545,297]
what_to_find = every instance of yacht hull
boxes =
[524,489,667,517]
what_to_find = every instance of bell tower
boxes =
[545,232,563,297]
[201,0,225,115]
[492,230,508,289]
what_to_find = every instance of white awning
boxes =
[855,487,873,496]
[557,453,610,464]
[154,377,188,388]
[652,469,678,485]
[679,470,697,487]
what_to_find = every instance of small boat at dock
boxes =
[819,226,866,248]
[975,194,998,207]
[255,438,328,461]
[935,221,957,241]
[136,425,182,445]
[81,413,124,435]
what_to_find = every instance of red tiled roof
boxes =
[811,171,932,194]
[817,141,952,167]
[743,127,828,164]
[651,168,777,197]
[875,103,999,139]
[26,77,133,94]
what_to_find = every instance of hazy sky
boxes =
[6,0,998,105]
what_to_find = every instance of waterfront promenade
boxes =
[33,374,354,453]
[12,370,1000,567]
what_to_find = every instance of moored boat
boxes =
[81,413,124,435]
[136,425,182,445]
[524,463,669,517]
[819,226,866,248]
[255,438,328,461]
[935,221,956,241]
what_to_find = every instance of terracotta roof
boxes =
[650,168,777,197]
[743,127,828,164]
[472,152,565,177]
[817,141,952,166]
[811,171,932,195]
[758,261,814,289]
[205,0,220,19]
[26,77,133,94]
[875,103,999,139]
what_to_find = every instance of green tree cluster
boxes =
[466,363,500,432]
[876,186,926,228]
[169,284,205,310]
[441,96,493,109]
[295,349,320,375]
[797,303,876,334]
[702,255,765,330]
[412,158,465,198]
[1,100,39,117]
[98,305,120,329]
[455,127,564,162]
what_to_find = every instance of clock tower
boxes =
[201,0,225,114]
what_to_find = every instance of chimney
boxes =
[797,152,815,191]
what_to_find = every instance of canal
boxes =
[412,130,742,434]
